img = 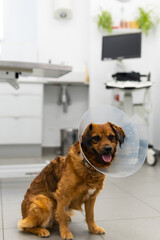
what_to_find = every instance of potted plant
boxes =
[136,7,154,35]
[97,10,113,33]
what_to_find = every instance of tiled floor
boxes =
[0,160,160,240]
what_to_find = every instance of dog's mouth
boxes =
[102,155,112,163]
[91,148,113,165]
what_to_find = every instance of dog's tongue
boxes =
[102,155,112,163]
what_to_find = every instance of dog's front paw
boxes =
[89,225,105,235]
[37,228,50,238]
[60,229,73,240]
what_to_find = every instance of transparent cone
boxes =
[78,105,148,178]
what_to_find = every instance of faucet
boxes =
[57,85,71,113]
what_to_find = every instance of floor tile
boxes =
[141,196,160,212]
[0,229,3,240]
[109,163,160,198]
[0,186,2,229]
[69,210,85,223]
[99,217,160,240]
[2,180,32,204]
[98,180,130,199]
[0,206,2,229]
[4,223,103,240]
[4,228,53,240]
[108,164,157,185]
[3,202,85,229]
[94,196,160,221]
[1,160,160,240]
[135,161,160,182]
[3,202,21,229]
[69,222,103,240]
[111,179,160,198]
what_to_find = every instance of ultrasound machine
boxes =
[102,30,157,166]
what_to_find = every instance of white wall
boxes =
[1,0,37,61]
[1,0,160,150]
[37,0,89,71]
[36,0,89,147]
[88,0,160,149]
[88,0,157,107]
[0,0,89,148]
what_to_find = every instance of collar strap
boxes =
[79,151,94,170]
[82,158,92,170]
[79,146,104,175]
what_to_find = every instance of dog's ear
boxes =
[109,122,125,147]
[81,123,92,147]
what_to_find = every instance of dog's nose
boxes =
[104,145,112,154]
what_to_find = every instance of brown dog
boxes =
[18,122,125,239]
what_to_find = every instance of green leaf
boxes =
[136,7,154,35]
[97,10,113,33]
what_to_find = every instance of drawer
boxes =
[0,95,43,117]
[0,117,42,144]
[0,82,43,95]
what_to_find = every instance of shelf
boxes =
[18,72,89,86]
[0,60,72,78]
[103,28,141,36]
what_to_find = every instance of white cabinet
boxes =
[0,83,43,145]
[0,118,42,144]
[0,95,42,117]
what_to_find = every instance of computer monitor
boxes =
[101,32,141,61]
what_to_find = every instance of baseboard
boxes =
[42,147,61,156]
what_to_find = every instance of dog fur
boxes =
[18,122,125,239]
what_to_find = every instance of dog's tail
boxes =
[18,216,38,231]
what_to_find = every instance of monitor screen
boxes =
[102,32,141,60]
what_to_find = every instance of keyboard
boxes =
[106,81,152,89]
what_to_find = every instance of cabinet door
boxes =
[0,95,43,117]
[0,117,42,144]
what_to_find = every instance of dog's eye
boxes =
[92,135,101,142]
[108,134,115,142]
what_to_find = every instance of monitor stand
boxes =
[116,58,131,72]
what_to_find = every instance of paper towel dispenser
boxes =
[54,0,73,19]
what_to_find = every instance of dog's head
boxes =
[81,122,125,169]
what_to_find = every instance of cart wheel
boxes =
[146,148,158,166]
